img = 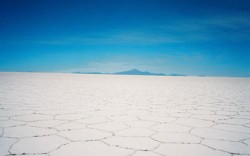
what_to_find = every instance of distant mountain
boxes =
[72,72,106,74]
[113,69,166,76]
[72,69,186,76]
[167,73,187,76]
[84,72,107,74]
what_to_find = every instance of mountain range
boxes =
[114,69,165,76]
[73,69,186,76]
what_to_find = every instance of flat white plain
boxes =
[0,72,250,156]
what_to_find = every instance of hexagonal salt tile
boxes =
[151,123,191,133]
[176,118,214,128]
[55,113,89,121]
[12,114,53,122]
[0,137,17,156]
[124,121,157,128]
[152,132,201,143]
[77,116,111,124]
[216,111,238,116]
[230,115,250,120]
[50,141,133,156]
[10,135,69,154]
[58,128,112,141]
[202,139,250,154]
[108,115,139,122]
[3,126,57,138]
[89,110,126,116]
[126,110,151,116]
[104,136,159,150]
[138,115,177,123]
[55,122,86,131]
[192,114,230,121]
[0,110,33,117]
[191,128,250,141]
[155,143,230,156]
[188,109,215,115]
[213,124,250,133]
[88,122,128,131]
[27,120,65,128]
[115,128,155,137]
[0,120,25,128]
[216,118,250,125]
[168,112,192,118]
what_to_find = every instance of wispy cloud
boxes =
[19,14,250,47]
[154,14,250,42]
[31,30,181,46]
[14,14,250,49]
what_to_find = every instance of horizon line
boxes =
[0,71,250,78]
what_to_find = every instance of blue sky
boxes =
[0,0,250,77]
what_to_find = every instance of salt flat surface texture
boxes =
[0,72,250,156]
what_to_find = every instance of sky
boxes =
[0,0,250,77]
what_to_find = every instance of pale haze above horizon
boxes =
[0,0,250,77]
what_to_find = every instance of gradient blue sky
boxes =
[0,0,250,77]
